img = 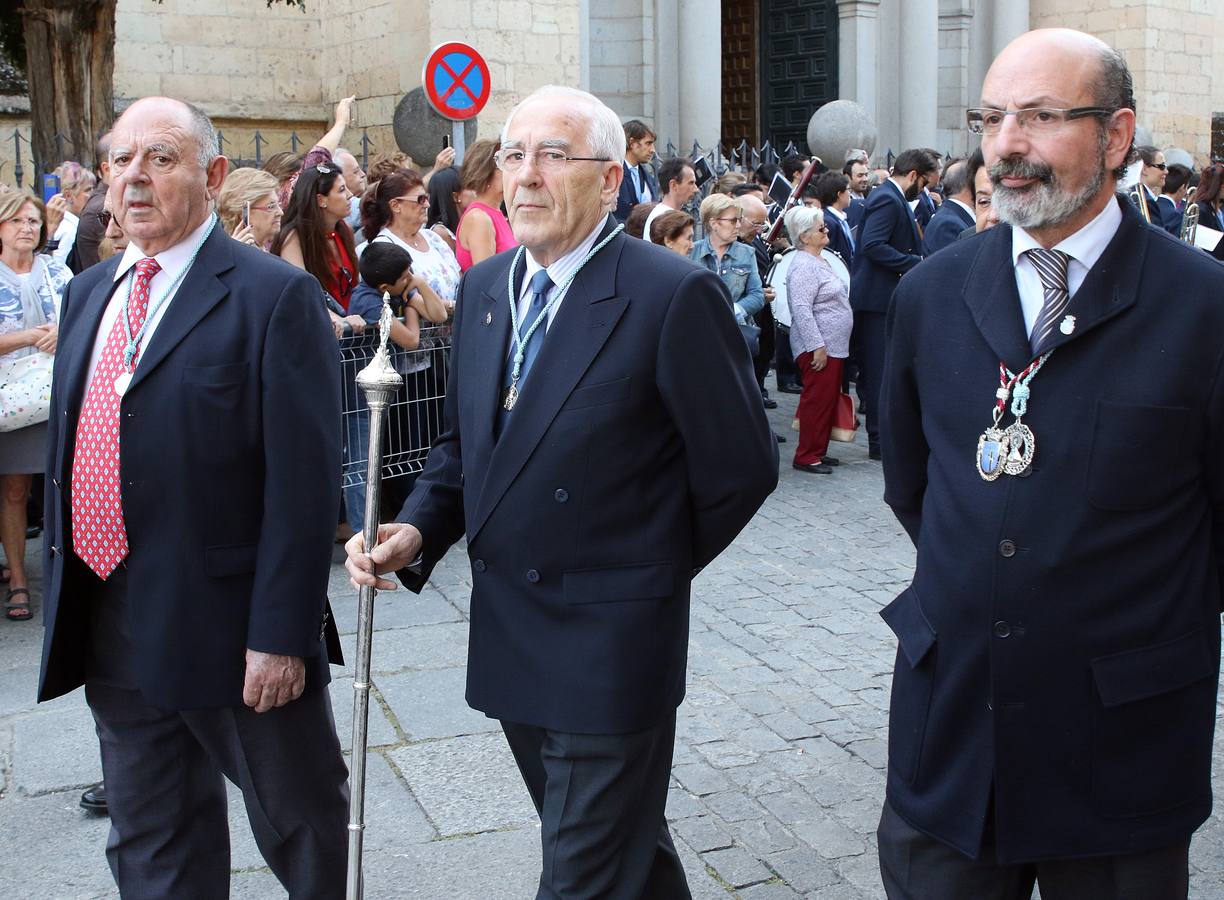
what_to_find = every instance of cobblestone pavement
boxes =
[3,394,1224,898]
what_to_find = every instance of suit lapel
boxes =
[962,225,1031,372]
[58,259,123,414]
[127,227,234,393]
[1032,197,1144,356]
[470,219,629,540]
[466,253,519,472]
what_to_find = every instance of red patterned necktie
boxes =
[71,257,161,578]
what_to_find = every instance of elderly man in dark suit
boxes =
[878,29,1224,900]
[39,97,347,897]
[921,157,975,256]
[347,84,777,898]
[849,147,938,459]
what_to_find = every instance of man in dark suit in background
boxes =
[844,158,870,232]
[1159,162,1192,236]
[67,132,112,274]
[849,147,937,459]
[39,97,347,897]
[347,85,777,898]
[921,157,975,255]
[816,172,856,268]
[613,119,658,222]
[879,29,1224,899]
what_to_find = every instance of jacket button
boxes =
[473,559,486,573]
[554,488,569,503]
[993,620,1011,639]
[526,569,540,583]
[998,540,1016,558]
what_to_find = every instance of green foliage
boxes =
[0,5,26,82]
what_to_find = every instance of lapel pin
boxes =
[484,311,492,326]
[1059,314,1076,335]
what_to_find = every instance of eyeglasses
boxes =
[98,210,113,229]
[252,201,281,214]
[394,194,429,207]
[966,106,1115,135]
[816,225,829,234]
[744,220,767,230]
[495,148,613,173]
[715,216,742,225]
[1148,162,1168,171]
[3,217,41,230]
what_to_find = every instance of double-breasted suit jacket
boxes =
[39,229,343,710]
[880,196,1224,862]
[396,216,779,734]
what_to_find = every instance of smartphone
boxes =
[41,173,61,204]
[442,134,451,150]
[242,201,250,228]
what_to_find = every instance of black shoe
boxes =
[25,524,42,539]
[763,398,778,409]
[774,431,787,443]
[793,461,833,474]
[80,781,108,815]
[822,456,840,466]
[868,447,882,461]
[778,383,803,395]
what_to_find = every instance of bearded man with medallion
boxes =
[347,85,777,897]
[38,96,348,897]
[877,29,1224,900]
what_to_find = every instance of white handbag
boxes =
[0,350,53,432]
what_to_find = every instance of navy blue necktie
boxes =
[497,268,554,435]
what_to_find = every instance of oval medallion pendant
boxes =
[976,427,1010,481]
[1002,423,1035,476]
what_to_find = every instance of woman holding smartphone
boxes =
[218,167,283,250]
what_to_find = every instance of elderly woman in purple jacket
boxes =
[783,205,852,474]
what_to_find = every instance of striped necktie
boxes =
[1025,248,1071,355]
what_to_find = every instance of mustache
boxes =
[989,157,1055,187]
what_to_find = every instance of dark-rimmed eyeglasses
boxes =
[393,194,429,207]
[965,106,1115,135]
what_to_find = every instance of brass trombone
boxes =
[1180,187,1199,245]
[1128,184,1152,224]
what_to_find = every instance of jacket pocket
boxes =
[204,542,258,577]
[562,561,674,604]
[880,587,937,785]
[183,362,249,386]
[562,377,631,412]
[1086,401,1191,511]
[1090,629,1216,817]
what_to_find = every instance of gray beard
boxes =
[993,163,1106,231]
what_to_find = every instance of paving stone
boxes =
[673,813,735,853]
[377,666,499,740]
[702,844,776,889]
[11,701,103,796]
[673,760,733,797]
[329,676,400,749]
[765,846,843,893]
[387,732,537,837]
[0,790,114,896]
[739,883,803,899]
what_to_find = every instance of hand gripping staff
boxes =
[346,296,403,900]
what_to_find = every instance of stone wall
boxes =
[1029,0,1222,164]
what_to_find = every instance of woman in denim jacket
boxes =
[690,194,765,325]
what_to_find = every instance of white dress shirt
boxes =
[1010,198,1123,338]
[87,215,215,386]
[513,219,606,340]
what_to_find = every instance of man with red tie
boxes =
[38,96,347,897]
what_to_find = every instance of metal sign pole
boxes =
[452,121,466,167]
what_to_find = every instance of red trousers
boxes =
[794,353,844,465]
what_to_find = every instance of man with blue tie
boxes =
[347,85,777,898]
[849,147,938,460]
[921,158,976,255]
[613,119,658,222]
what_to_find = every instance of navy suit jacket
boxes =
[915,190,937,230]
[39,227,343,709]
[824,210,855,269]
[849,180,922,314]
[1155,194,1182,236]
[921,198,974,257]
[880,197,1224,862]
[613,161,658,222]
[394,215,778,734]
[845,196,866,232]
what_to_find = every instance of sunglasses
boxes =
[1150,162,1168,171]
[394,194,429,207]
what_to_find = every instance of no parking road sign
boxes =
[423,42,491,121]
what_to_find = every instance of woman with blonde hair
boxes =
[218,167,283,250]
[690,194,764,326]
[782,205,851,474]
[454,139,516,271]
[0,192,70,619]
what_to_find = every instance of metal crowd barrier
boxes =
[339,325,451,489]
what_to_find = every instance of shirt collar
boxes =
[1010,196,1123,274]
[948,197,975,219]
[825,206,847,223]
[114,214,215,283]
[887,177,909,200]
[521,217,608,296]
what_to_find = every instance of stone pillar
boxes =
[899,0,938,149]
[836,0,881,127]
[991,0,1029,58]
[676,0,720,148]
[938,6,975,157]
[653,0,681,148]
[967,0,993,107]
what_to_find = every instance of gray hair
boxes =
[500,85,626,162]
[784,205,824,247]
[1091,44,1136,180]
[183,100,221,169]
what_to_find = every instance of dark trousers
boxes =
[775,325,800,389]
[877,801,1191,900]
[84,566,349,899]
[752,303,776,391]
[794,354,843,465]
[853,310,888,452]
[501,712,691,900]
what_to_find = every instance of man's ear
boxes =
[205,155,228,200]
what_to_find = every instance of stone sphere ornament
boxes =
[806,101,878,166]
[394,88,478,165]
